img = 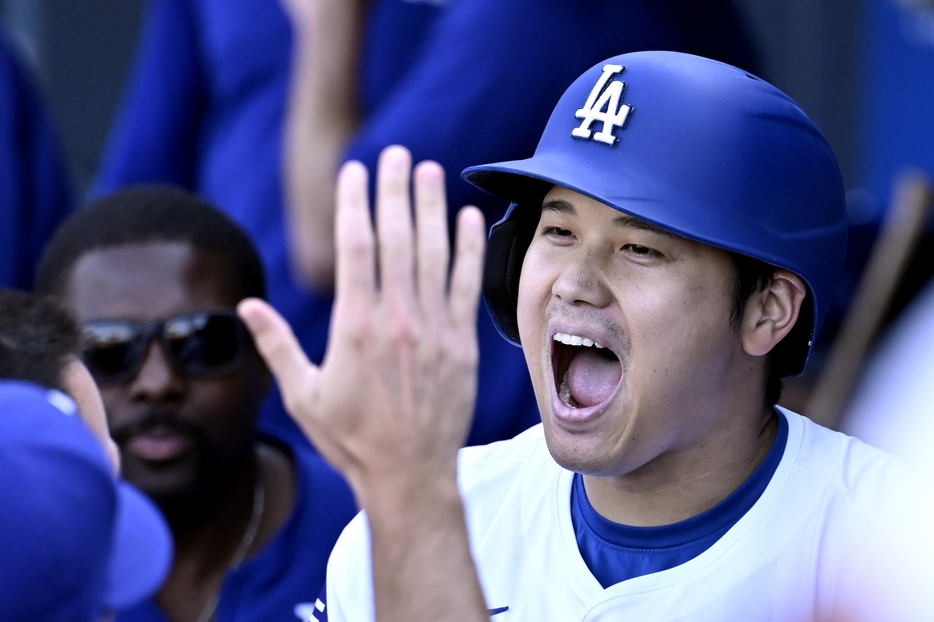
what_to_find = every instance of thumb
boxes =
[237,298,319,406]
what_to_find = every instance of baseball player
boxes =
[240,51,934,621]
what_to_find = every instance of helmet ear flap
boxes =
[772,294,814,378]
[482,201,543,346]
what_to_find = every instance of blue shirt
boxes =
[114,433,358,622]
[0,32,73,290]
[572,411,789,588]
[94,0,756,447]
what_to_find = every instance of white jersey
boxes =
[325,409,934,621]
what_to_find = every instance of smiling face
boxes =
[61,242,270,516]
[518,187,754,478]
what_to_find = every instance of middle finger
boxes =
[376,146,416,303]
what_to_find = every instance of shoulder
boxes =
[456,424,554,503]
[782,408,924,510]
[780,408,933,558]
[458,424,548,473]
[780,409,934,617]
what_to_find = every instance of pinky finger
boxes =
[448,206,486,330]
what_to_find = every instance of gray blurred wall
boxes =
[1,0,146,196]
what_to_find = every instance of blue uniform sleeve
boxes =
[94,0,206,194]
[344,0,685,223]
[0,33,73,289]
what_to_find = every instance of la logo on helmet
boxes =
[571,64,633,147]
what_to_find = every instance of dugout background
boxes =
[0,0,862,195]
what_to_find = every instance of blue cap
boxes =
[0,381,173,620]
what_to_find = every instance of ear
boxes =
[740,270,807,357]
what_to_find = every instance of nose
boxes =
[551,247,613,308]
[128,340,186,402]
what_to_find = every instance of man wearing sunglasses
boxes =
[36,185,357,622]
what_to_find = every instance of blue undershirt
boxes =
[571,411,788,588]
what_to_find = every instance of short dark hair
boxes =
[0,289,80,392]
[727,252,813,407]
[35,185,266,301]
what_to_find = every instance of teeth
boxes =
[553,333,606,349]
[558,369,579,408]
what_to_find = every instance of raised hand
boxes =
[238,145,486,505]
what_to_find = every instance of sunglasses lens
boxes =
[163,313,242,375]
[82,323,144,384]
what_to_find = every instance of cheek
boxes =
[99,388,130,427]
[515,293,538,348]
[628,281,735,386]
[516,250,550,346]
[516,293,544,389]
[205,364,269,424]
[516,252,555,394]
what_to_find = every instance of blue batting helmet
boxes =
[462,51,847,377]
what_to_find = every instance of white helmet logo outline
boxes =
[571,64,634,146]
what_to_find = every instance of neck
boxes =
[168,451,259,573]
[584,405,777,527]
[153,441,297,622]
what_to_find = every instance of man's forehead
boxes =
[65,242,241,319]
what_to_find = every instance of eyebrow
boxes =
[541,199,678,240]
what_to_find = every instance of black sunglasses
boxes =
[81,311,246,385]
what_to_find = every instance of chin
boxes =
[541,416,628,477]
[122,459,200,501]
[547,444,625,477]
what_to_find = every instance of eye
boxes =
[542,226,573,237]
[621,244,663,259]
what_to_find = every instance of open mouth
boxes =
[552,332,622,409]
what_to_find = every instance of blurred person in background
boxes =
[0,288,172,621]
[94,0,759,449]
[0,29,73,290]
[36,186,357,622]
[836,0,934,483]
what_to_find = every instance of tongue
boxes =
[567,349,622,407]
